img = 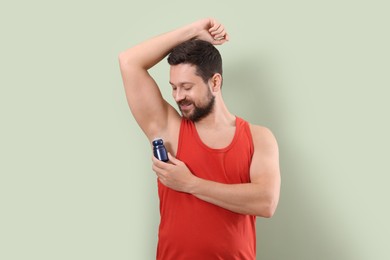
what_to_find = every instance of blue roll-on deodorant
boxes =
[152,138,169,162]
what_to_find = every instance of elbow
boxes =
[118,52,139,74]
[260,205,277,218]
[118,51,129,67]
[255,199,278,218]
[118,51,145,71]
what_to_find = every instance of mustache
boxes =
[177,99,193,106]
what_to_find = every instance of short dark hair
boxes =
[167,40,222,84]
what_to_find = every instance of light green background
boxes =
[1,0,389,259]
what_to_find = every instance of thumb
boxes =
[167,152,180,164]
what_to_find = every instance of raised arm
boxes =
[118,18,229,140]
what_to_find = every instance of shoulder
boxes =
[249,124,274,138]
[249,124,279,154]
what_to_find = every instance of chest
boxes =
[196,127,236,149]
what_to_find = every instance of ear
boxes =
[209,73,223,92]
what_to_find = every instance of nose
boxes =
[174,88,185,102]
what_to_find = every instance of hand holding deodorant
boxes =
[152,138,169,162]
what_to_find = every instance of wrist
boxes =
[188,175,201,195]
[179,22,199,42]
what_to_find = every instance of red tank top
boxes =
[157,117,256,260]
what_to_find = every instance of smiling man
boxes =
[168,40,217,122]
[119,18,281,260]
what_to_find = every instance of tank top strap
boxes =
[236,116,254,155]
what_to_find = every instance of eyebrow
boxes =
[169,81,194,86]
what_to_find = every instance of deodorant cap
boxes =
[152,138,164,146]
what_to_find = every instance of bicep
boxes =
[249,126,281,196]
[120,65,180,139]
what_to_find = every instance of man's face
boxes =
[170,64,215,122]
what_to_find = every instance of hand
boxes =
[192,18,229,45]
[152,153,198,193]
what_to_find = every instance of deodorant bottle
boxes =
[152,138,169,162]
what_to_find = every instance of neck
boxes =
[194,96,235,129]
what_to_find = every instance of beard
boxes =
[177,91,215,122]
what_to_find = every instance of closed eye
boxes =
[169,83,177,91]
[169,82,194,91]
[182,83,194,91]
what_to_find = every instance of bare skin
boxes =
[119,18,280,217]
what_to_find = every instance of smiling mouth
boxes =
[180,103,192,111]
[178,101,193,111]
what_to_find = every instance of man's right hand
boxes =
[192,18,229,45]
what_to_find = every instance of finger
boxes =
[152,156,168,170]
[152,164,167,181]
[167,152,180,165]
[158,177,168,187]
[212,37,229,45]
[151,155,160,165]
[152,162,162,174]
[213,29,227,40]
[207,18,219,29]
[157,173,166,184]
[211,27,229,42]
[210,25,224,36]
[209,18,224,33]
[213,35,227,43]
[209,23,221,34]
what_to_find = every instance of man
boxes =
[119,18,280,260]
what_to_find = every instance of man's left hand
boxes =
[152,153,198,193]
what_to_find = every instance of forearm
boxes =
[189,178,277,217]
[119,23,197,70]
[153,153,278,217]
